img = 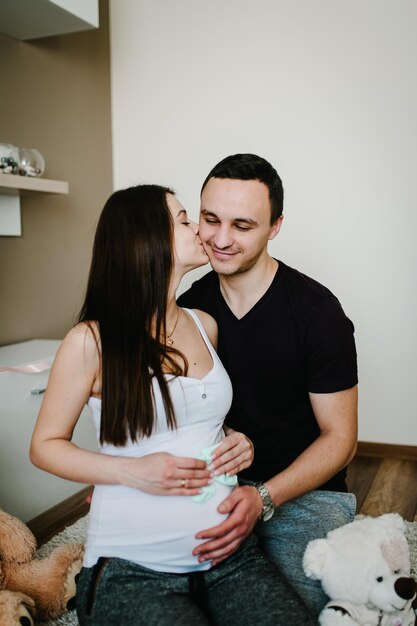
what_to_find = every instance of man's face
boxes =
[199,177,282,276]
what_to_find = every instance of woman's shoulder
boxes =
[65,320,99,344]
[59,322,100,366]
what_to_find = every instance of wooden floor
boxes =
[347,454,417,522]
[28,486,92,547]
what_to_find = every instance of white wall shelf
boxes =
[0,174,69,237]
[0,0,99,41]
[0,173,68,194]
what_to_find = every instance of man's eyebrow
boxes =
[201,209,258,226]
[201,209,218,217]
[234,217,258,226]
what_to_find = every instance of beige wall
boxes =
[110,0,417,446]
[0,0,112,346]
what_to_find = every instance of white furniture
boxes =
[0,174,69,237]
[0,339,97,522]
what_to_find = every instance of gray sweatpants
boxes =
[76,535,315,626]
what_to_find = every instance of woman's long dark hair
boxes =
[78,185,187,446]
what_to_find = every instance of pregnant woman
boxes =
[30,184,314,625]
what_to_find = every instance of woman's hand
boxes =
[121,452,212,496]
[208,428,254,478]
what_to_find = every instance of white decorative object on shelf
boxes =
[19,148,45,177]
[0,143,20,174]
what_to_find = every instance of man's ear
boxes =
[269,215,284,241]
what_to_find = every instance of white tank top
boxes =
[83,309,233,573]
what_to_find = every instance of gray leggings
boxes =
[76,535,315,626]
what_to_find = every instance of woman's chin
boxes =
[195,251,210,267]
[185,256,210,274]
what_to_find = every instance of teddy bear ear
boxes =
[303,538,331,580]
[379,512,406,533]
[381,537,410,573]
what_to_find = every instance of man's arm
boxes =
[193,385,358,565]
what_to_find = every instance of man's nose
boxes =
[213,226,233,249]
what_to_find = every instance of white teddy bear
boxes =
[303,513,417,626]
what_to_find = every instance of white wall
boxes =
[109,0,417,445]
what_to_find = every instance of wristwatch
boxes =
[254,482,275,521]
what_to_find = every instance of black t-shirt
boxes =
[178,261,358,491]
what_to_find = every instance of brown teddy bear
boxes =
[0,590,35,626]
[0,508,84,624]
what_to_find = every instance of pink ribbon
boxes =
[0,360,51,374]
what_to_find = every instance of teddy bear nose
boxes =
[394,577,416,600]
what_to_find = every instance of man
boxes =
[178,153,358,615]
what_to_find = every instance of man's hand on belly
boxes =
[192,485,262,565]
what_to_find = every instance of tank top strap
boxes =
[182,308,217,361]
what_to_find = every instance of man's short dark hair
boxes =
[201,153,284,224]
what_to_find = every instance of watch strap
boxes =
[254,482,275,521]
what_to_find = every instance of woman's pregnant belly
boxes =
[84,481,232,573]
[84,425,233,573]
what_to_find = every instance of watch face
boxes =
[262,507,274,521]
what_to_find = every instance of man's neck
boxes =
[218,256,278,319]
